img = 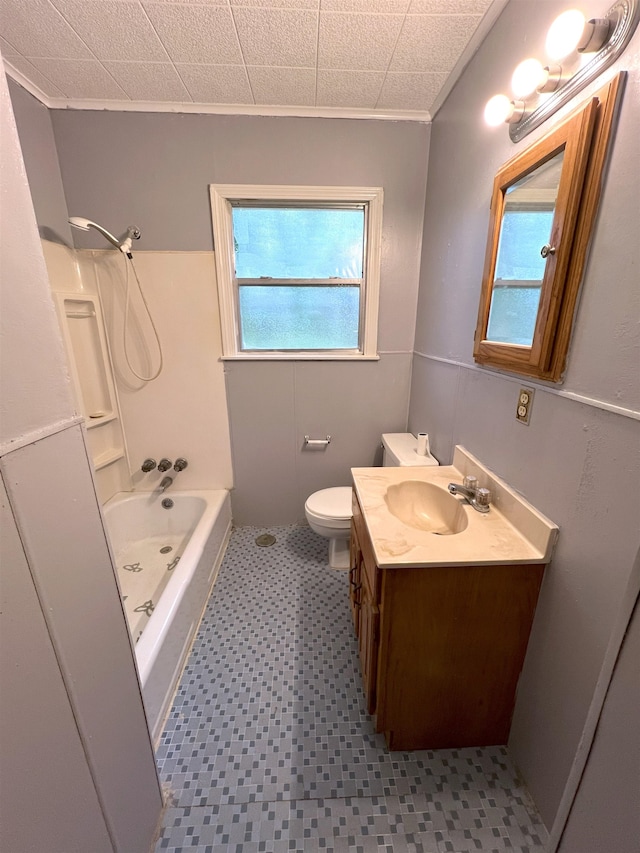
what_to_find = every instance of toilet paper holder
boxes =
[304,435,332,447]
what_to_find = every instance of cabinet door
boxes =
[358,572,379,716]
[349,521,362,636]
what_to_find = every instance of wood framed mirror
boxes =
[474,73,624,382]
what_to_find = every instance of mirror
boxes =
[474,73,624,382]
[486,151,563,347]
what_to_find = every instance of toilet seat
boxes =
[305,487,352,529]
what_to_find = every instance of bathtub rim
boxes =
[103,488,230,687]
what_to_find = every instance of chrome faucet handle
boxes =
[141,458,156,472]
[475,487,492,508]
[463,474,478,494]
[157,458,172,472]
[174,458,188,472]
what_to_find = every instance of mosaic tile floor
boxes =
[155,525,548,853]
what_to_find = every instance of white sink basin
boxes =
[384,480,469,535]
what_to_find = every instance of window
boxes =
[210,185,383,359]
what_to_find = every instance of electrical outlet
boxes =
[516,387,534,425]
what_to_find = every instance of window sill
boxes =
[221,353,380,362]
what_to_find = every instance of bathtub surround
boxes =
[39,240,234,505]
[407,0,640,831]
[155,524,547,851]
[0,60,162,852]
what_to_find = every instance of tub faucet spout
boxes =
[159,476,173,493]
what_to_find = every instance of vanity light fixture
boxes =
[483,0,639,141]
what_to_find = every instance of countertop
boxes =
[351,446,558,569]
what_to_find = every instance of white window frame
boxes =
[209,184,383,360]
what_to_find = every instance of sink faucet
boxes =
[159,476,173,493]
[448,476,491,513]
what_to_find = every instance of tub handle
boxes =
[304,435,331,446]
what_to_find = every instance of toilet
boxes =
[304,433,439,569]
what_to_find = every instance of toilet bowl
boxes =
[304,433,439,569]
[304,487,353,569]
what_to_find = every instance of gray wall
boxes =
[6,79,71,246]
[408,0,640,830]
[47,109,430,524]
[558,586,640,853]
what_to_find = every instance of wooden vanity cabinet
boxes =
[350,490,545,751]
[349,518,379,715]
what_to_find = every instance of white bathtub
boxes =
[103,489,232,743]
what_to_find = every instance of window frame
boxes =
[209,184,383,360]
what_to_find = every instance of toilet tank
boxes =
[381,433,439,467]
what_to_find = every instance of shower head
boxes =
[68,216,141,255]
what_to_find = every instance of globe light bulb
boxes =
[546,9,586,61]
[511,58,546,99]
[484,94,513,126]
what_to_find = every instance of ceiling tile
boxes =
[389,13,480,72]
[4,54,65,97]
[102,60,192,101]
[408,0,490,13]
[321,0,408,11]
[51,1,167,62]
[140,0,232,3]
[143,3,243,64]
[0,0,92,59]
[316,69,384,108]
[232,8,317,67]
[0,34,20,55]
[247,65,315,106]
[232,0,318,8]
[28,58,130,99]
[318,12,404,71]
[176,63,253,103]
[377,70,447,110]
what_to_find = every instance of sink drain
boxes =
[160,546,173,554]
[255,533,276,547]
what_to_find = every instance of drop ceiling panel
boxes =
[29,57,130,99]
[0,0,502,118]
[143,4,243,64]
[316,69,386,109]
[176,62,253,104]
[390,13,481,72]
[318,12,405,71]
[0,0,93,59]
[103,60,191,101]
[247,65,316,106]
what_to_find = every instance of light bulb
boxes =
[511,58,546,99]
[546,9,586,61]
[484,94,513,126]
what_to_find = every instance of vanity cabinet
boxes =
[350,490,545,751]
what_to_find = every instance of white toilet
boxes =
[304,433,439,569]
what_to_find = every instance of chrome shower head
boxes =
[68,217,141,255]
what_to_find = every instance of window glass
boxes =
[239,285,360,350]
[232,207,365,280]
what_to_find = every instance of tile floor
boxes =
[154,525,548,853]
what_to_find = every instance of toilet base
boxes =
[329,537,350,570]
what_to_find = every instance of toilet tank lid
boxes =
[306,487,352,519]
[382,433,439,466]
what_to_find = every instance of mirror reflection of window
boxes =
[486,152,563,347]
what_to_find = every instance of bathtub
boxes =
[103,489,232,743]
